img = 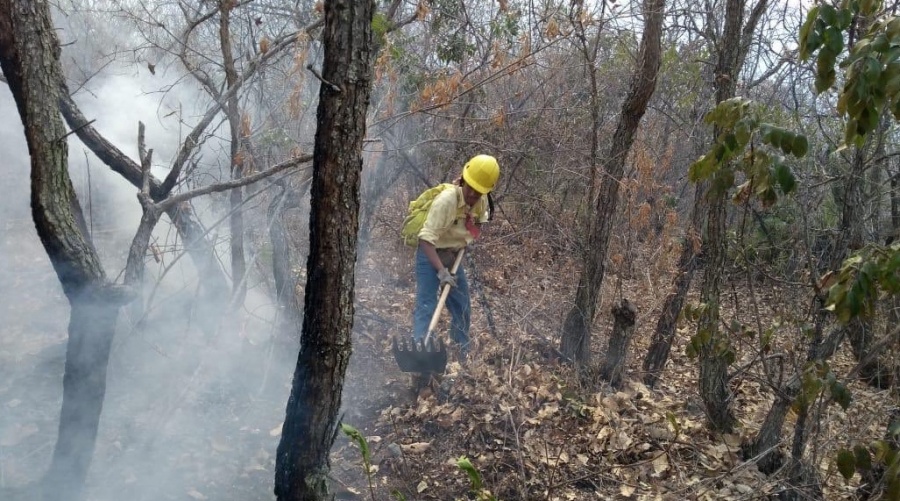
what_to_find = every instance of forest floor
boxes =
[1,214,897,501]
[329,220,898,501]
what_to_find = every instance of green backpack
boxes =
[400,183,456,247]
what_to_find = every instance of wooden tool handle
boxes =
[423,248,465,345]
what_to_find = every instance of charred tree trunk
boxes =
[600,299,637,389]
[559,0,665,365]
[0,2,129,499]
[274,0,375,499]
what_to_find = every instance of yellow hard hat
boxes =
[462,154,500,194]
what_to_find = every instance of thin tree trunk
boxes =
[274,0,375,499]
[693,0,766,434]
[600,299,637,389]
[220,0,247,307]
[560,0,665,364]
[268,184,304,338]
[697,192,734,432]
[643,186,701,388]
[0,3,127,499]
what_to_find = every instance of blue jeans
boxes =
[413,247,470,353]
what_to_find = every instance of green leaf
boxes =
[825,25,844,54]
[830,381,853,410]
[341,423,371,465]
[800,7,821,60]
[837,8,853,30]
[689,155,717,182]
[820,4,837,25]
[889,420,900,438]
[773,163,797,194]
[837,449,857,480]
[791,134,809,157]
[854,445,873,472]
[456,456,484,491]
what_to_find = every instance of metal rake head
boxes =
[391,335,448,374]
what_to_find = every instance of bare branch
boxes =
[306,63,341,92]
[159,154,312,212]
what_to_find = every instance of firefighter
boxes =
[412,154,500,363]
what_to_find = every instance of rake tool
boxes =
[392,248,465,374]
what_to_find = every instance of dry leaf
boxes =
[269,423,283,437]
[401,442,431,454]
[620,484,636,497]
[416,480,428,493]
[652,453,669,476]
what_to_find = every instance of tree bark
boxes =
[274,0,375,499]
[600,299,637,389]
[692,0,768,434]
[219,0,247,307]
[643,188,701,388]
[559,0,665,365]
[0,2,128,499]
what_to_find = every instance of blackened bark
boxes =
[560,0,665,364]
[0,2,127,499]
[274,0,375,499]
[600,299,637,389]
[697,193,734,432]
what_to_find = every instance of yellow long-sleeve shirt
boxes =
[417,185,488,249]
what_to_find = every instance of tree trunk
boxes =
[559,0,665,365]
[692,0,765,434]
[891,163,900,240]
[274,0,375,499]
[0,2,127,499]
[600,299,637,389]
[220,0,247,307]
[844,144,892,388]
[697,193,735,432]
[643,187,701,388]
[268,184,303,338]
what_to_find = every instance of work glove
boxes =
[437,267,457,289]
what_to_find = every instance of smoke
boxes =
[0,57,300,500]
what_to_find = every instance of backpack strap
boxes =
[487,192,495,222]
